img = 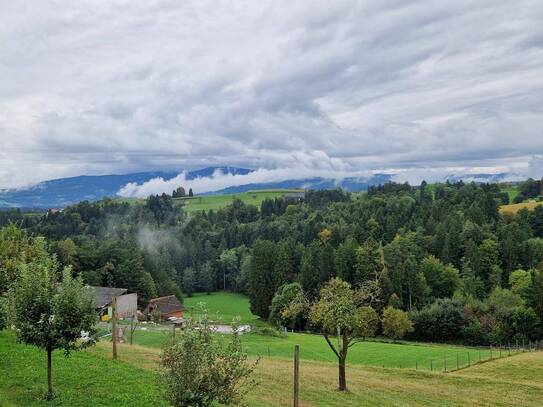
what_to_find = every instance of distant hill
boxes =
[0,167,523,209]
[209,174,393,195]
[0,167,250,209]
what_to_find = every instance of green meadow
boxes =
[2,330,543,407]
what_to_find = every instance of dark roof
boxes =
[89,286,128,308]
[146,295,183,314]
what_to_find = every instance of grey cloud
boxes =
[0,0,542,189]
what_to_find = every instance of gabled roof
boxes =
[146,295,183,314]
[89,286,128,308]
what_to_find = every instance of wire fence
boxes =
[251,340,543,373]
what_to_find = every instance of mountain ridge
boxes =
[0,167,521,209]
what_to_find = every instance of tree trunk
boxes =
[46,346,53,399]
[338,332,349,391]
[338,356,347,391]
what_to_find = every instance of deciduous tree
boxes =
[7,258,96,399]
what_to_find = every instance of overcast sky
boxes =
[1,0,543,190]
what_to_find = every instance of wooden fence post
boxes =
[293,345,299,407]
[112,295,117,360]
[456,352,459,370]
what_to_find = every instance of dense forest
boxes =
[2,179,543,346]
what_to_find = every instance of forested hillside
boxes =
[2,180,543,345]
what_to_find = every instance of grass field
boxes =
[501,185,519,204]
[183,291,263,325]
[173,189,303,213]
[3,330,543,407]
[0,331,166,407]
[127,328,497,372]
[499,201,543,215]
[117,189,303,213]
[131,292,499,371]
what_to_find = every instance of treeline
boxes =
[513,178,543,203]
[2,181,543,345]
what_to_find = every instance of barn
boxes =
[89,286,138,320]
[144,295,183,321]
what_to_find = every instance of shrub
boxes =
[159,306,257,407]
[410,299,464,341]
[382,306,413,340]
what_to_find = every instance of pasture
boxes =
[127,328,498,372]
[2,330,543,407]
[130,292,501,372]
[183,291,262,325]
[173,189,303,213]
[116,189,303,213]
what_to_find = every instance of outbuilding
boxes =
[144,295,183,321]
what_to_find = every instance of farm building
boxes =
[88,286,138,320]
[144,295,183,321]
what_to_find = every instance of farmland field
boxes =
[499,201,543,215]
[2,330,543,407]
[117,189,303,213]
[173,189,303,212]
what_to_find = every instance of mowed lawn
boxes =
[3,331,543,407]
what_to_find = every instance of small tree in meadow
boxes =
[382,306,413,340]
[7,257,96,399]
[159,305,257,406]
[286,278,378,391]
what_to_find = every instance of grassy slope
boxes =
[128,329,496,371]
[183,292,262,324]
[3,332,543,407]
[131,292,498,371]
[116,189,302,213]
[0,331,166,407]
[174,189,302,213]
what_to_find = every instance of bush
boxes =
[159,306,257,407]
[461,319,490,345]
[382,306,413,340]
[410,299,464,341]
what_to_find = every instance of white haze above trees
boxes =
[1,0,543,190]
